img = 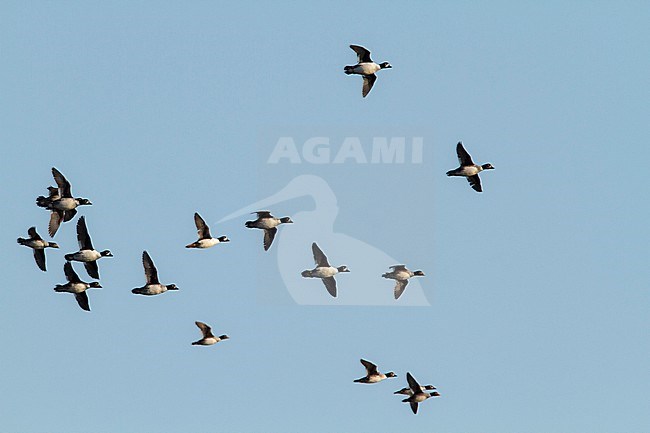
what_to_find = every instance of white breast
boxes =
[413,394,429,403]
[393,270,411,280]
[197,239,219,248]
[27,239,49,249]
[368,374,384,383]
[75,250,101,261]
[53,198,77,210]
[460,166,480,176]
[69,282,88,294]
[144,284,166,295]
[311,267,337,278]
[257,219,279,229]
[354,63,380,75]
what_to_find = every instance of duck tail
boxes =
[36,196,50,208]
[185,243,196,249]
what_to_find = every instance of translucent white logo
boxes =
[267,137,424,164]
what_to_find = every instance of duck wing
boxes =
[322,276,337,298]
[52,167,72,198]
[360,359,379,376]
[409,401,419,414]
[33,249,47,272]
[194,212,212,239]
[47,185,60,199]
[84,261,100,280]
[362,74,377,98]
[389,264,407,271]
[142,251,160,285]
[63,261,81,283]
[195,321,215,339]
[62,208,77,222]
[48,211,63,237]
[76,216,94,250]
[406,372,422,394]
[28,227,42,241]
[75,291,90,311]
[456,142,475,166]
[253,210,273,219]
[350,45,373,63]
[311,242,331,267]
[394,279,408,300]
[467,174,482,192]
[263,228,277,251]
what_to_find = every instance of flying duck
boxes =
[382,265,425,300]
[36,167,92,236]
[54,262,101,311]
[64,216,112,279]
[245,211,293,251]
[353,359,396,384]
[394,384,437,396]
[344,45,392,97]
[192,321,229,346]
[185,212,230,249]
[401,372,441,414]
[17,227,59,272]
[446,142,494,192]
[301,242,349,298]
[132,251,179,295]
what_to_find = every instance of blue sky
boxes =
[2,1,649,432]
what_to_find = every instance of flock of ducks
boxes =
[16,44,496,416]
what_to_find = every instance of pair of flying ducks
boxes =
[187,210,293,252]
[301,242,424,300]
[354,359,440,415]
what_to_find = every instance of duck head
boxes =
[218,335,230,340]
[218,236,230,243]
[49,242,60,248]
[413,270,425,276]
[89,282,102,289]
[77,198,92,206]
[481,163,495,170]
[337,265,350,273]
[166,284,179,291]
[385,372,397,378]
[380,62,392,69]
[280,217,294,224]
[101,250,113,257]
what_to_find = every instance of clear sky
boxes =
[2,1,649,432]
